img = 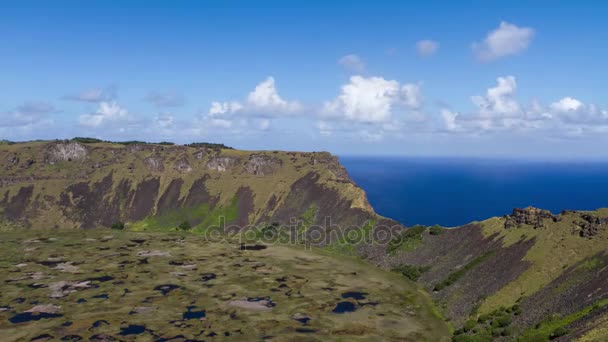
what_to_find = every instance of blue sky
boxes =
[1,0,608,159]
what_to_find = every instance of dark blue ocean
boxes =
[341,157,608,227]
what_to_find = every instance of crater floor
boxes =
[0,230,450,341]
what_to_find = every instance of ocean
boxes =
[340,156,608,227]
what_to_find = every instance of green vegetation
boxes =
[434,250,496,291]
[297,204,318,234]
[131,195,240,233]
[325,219,376,256]
[185,142,234,149]
[387,225,426,254]
[110,221,125,230]
[391,264,430,281]
[429,225,444,235]
[518,298,608,341]
[178,220,191,231]
[71,137,104,144]
[453,305,521,341]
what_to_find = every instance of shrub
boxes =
[496,315,512,328]
[511,304,522,315]
[477,313,491,323]
[429,225,444,235]
[185,142,234,150]
[549,327,569,340]
[71,137,104,143]
[178,221,191,231]
[463,319,477,332]
[387,225,426,254]
[391,264,430,281]
[491,328,503,337]
[111,221,125,230]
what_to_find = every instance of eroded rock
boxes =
[43,141,88,164]
[173,156,192,173]
[143,157,164,172]
[577,213,608,238]
[206,156,239,172]
[243,154,282,176]
[26,304,61,314]
[504,207,559,229]
[49,280,92,298]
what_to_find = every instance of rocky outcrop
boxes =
[206,156,239,172]
[43,141,88,164]
[576,213,608,238]
[504,206,559,229]
[173,156,192,173]
[143,157,164,172]
[4,153,19,170]
[243,154,282,176]
[193,149,206,160]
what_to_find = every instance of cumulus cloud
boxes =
[323,76,422,124]
[64,86,117,103]
[473,21,534,61]
[416,40,439,57]
[0,101,56,128]
[203,77,301,130]
[441,76,608,135]
[471,76,520,117]
[246,77,301,114]
[145,91,185,107]
[338,54,366,72]
[79,101,129,127]
[550,97,584,112]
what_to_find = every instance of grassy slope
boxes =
[477,211,608,315]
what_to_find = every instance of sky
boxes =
[1,0,608,159]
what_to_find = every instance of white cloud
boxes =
[338,54,366,72]
[202,77,300,132]
[246,77,301,114]
[473,21,534,61]
[550,97,584,112]
[79,101,128,127]
[441,76,608,135]
[323,76,422,124]
[64,86,116,103]
[0,101,56,128]
[208,101,243,117]
[441,109,460,131]
[471,76,520,117]
[416,40,439,57]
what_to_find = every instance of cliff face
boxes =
[0,140,375,231]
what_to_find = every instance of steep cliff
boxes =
[0,140,375,231]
